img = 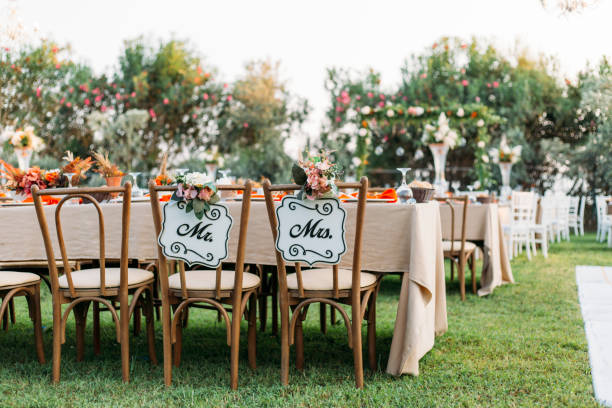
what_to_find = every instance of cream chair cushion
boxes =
[287,268,377,291]
[442,240,477,252]
[168,270,260,291]
[58,268,153,289]
[0,271,40,288]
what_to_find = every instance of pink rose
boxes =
[84,98,90,106]
[367,92,373,98]
[227,95,233,101]
[131,92,136,97]
[95,95,102,102]
[462,80,469,87]
[115,93,121,100]
[203,93,209,100]
[198,188,212,201]
[163,98,169,105]
[176,184,184,197]
[101,105,107,112]
[243,123,249,128]
[493,81,499,88]
[378,101,384,107]
[188,188,198,199]
[36,87,41,98]
[149,109,156,118]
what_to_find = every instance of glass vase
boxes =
[15,147,33,171]
[428,143,449,194]
[499,162,513,201]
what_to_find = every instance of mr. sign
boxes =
[158,200,233,267]
[275,196,347,265]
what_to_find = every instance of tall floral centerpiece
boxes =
[421,113,461,194]
[489,138,522,199]
[4,126,44,170]
[291,151,342,200]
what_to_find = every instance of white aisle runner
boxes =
[576,265,612,407]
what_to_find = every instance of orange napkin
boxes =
[345,189,397,203]
[0,192,5,198]
[23,195,60,205]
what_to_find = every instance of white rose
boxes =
[386,109,395,118]
[482,155,489,163]
[352,157,362,167]
[358,128,368,137]
[415,107,424,116]
[186,172,212,187]
[361,106,371,115]
[457,108,465,117]
[477,141,485,148]
[476,119,485,127]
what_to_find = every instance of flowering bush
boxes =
[292,151,342,200]
[421,113,462,148]
[489,138,522,164]
[171,172,220,219]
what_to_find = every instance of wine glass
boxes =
[451,180,461,193]
[217,169,231,183]
[175,168,189,176]
[129,172,143,196]
[395,168,412,204]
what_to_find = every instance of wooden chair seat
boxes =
[0,271,41,288]
[442,240,477,253]
[288,269,377,291]
[58,268,154,289]
[168,270,260,291]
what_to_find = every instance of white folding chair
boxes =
[554,195,571,242]
[577,196,586,236]
[568,196,580,236]
[503,191,537,260]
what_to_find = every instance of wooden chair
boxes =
[436,196,477,300]
[149,180,259,389]
[263,177,381,389]
[0,271,45,363]
[32,183,157,383]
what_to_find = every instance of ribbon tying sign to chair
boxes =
[275,196,347,265]
[158,201,233,267]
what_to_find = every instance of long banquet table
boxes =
[439,203,514,296]
[0,200,447,376]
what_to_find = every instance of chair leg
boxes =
[120,292,130,383]
[367,290,377,371]
[248,293,257,370]
[145,288,158,365]
[259,267,268,333]
[457,258,466,301]
[162,299,173,386]
[93,301,101,355]
[271,289,278,336]
[352,298,364,389]
[470,253,477,294]
[295,312,305,371]
[52,301,62,383]
[9,298,15,324]
[450,259,455,282]
[2,304,7,331]
[74,301,90,362]
[330,304,336,326]
[319,302,327,334]
[133,302,141,337]
[230,295,243,390]
[173,310,183,368]
[32,286,46,364]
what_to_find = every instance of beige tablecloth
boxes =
[439,203,514,296]
[0,201,447,376]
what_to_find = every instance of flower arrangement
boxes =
[489,138,522,164]
[62,151,93,186]
[292,151,342,200]
[5,126,44,151]
[421,113,461,148]
[0,162,47,196]
[171,172,220,219]
[92,150,123,178]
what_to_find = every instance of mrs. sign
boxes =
[158,201,233,267]
[275,196,347,265]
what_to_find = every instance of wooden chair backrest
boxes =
[32,183,132,298]
[262,177,368,299]
[435,195,469,254]
[368,187,387,193]
[148,181,252,300]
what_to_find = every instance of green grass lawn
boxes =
[0,234,608,407]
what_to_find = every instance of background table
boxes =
[439,203,514,296]
[0,201,447,376]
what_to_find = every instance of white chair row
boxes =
[595,196,612,246]
[503,192,586,260]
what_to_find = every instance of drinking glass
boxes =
[129,172,143,196]
[396,167,412,204]
[451,180,461,193]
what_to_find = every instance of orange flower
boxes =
[470,111,478,118]
[155,174,173,186]
[361,120,368,128]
